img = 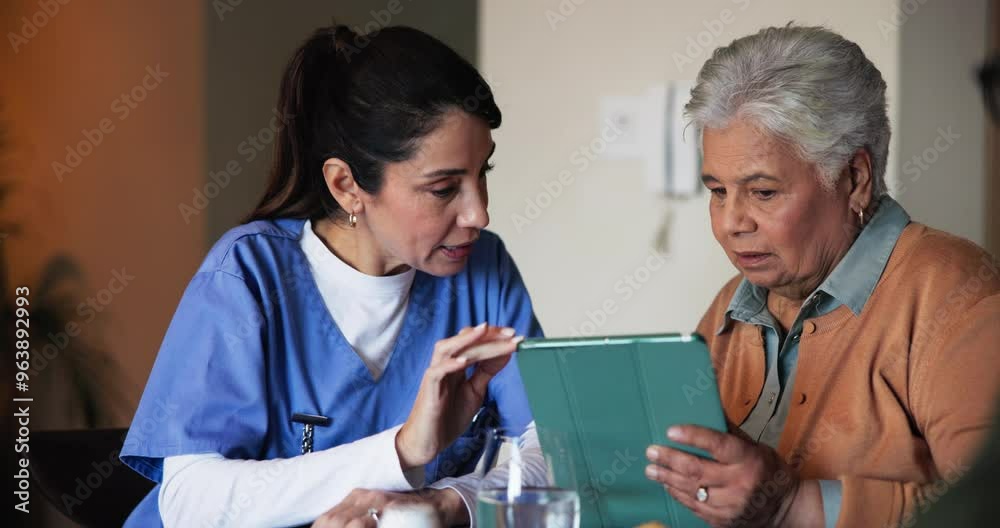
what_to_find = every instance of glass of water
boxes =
[475,428,580,528]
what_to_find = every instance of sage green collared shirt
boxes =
[717,196,911,527]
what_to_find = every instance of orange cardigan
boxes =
[697,223,1000,527]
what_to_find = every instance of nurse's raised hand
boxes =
[396,322,523,470]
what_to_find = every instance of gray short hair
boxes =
[685,25,890,198]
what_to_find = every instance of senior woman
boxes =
[644,25,1000,527]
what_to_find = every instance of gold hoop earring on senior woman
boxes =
[349,211,358,228]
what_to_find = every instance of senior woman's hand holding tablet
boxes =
[642,25,1000,528]
[645,424,813,527]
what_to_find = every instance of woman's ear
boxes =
[322,158,364,215]
[846,148,874,213]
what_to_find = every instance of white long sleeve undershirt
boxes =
[159,423,544,527]
[158,425,422,528]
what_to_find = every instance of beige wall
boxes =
[480,0,905,336]
[896,0,990,245]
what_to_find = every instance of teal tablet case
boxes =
[516,333,727,528]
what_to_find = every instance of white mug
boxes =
[377,503,443,528]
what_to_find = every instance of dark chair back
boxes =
[29,428,153,527]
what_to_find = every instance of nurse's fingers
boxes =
[482,325,518,341]
[311,489,384,528]
[432,323,488,361]
[456,324,479,336]
[457,336,523,364]
[427,337,520,380]
[433,324,517,362]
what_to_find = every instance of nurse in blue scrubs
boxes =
[120,24,542,527]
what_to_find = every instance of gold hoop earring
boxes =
[348,212,357,228]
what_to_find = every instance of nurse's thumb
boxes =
[467,365,501,396]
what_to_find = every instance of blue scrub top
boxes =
[119,219,543,527]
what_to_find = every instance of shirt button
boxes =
[804,321,817,334]
[767,392,776,404]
